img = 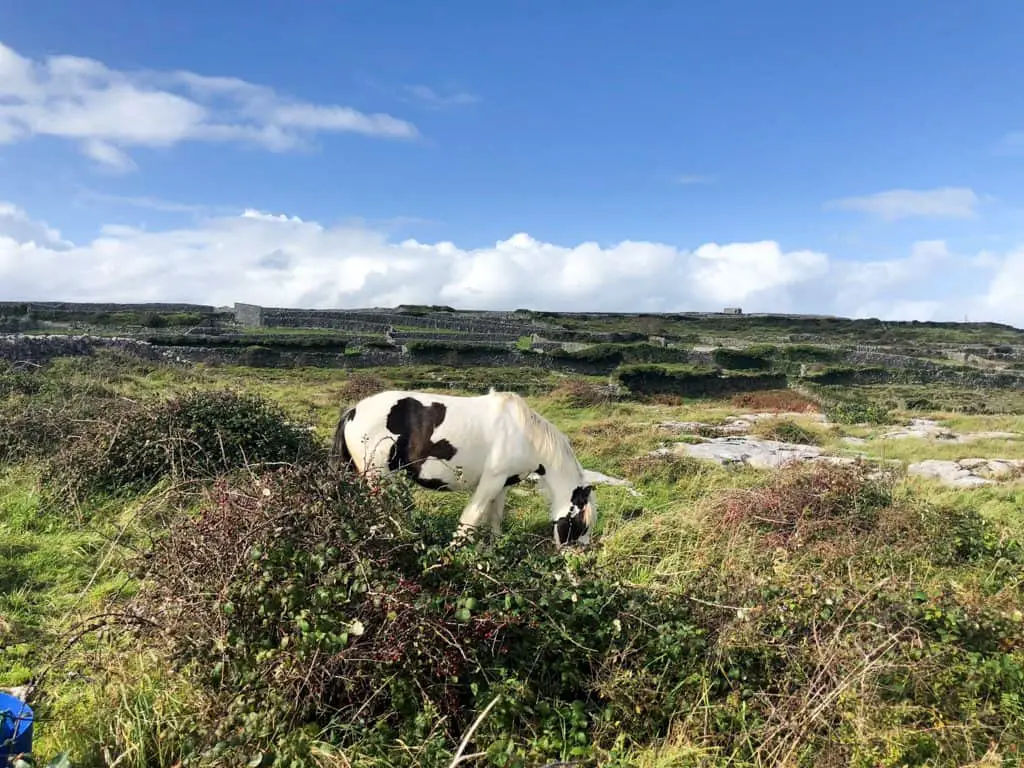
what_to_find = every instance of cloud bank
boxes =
[1,202,1020,325]
[0,40,418,172]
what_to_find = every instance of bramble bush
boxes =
[40,388,323,503]
[549,377,616,408]
[129,462,710,767]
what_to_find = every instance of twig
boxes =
[447,694,501,767]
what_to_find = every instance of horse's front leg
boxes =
[487,487,508,537]
[453,472,506,545]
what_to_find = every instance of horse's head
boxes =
[553,484,596,548]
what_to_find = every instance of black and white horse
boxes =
[330,388,597,548]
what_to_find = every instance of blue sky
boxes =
[1,0,1024,320]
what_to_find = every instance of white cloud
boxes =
[402,85,478,109]
[825,187,980,221]
[81,139,138,173]
[0,201,1018,324]
[0,204,72,249]
[0,40,419,171]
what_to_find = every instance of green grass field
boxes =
[2,352,1022,767]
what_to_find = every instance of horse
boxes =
[329,388,597,548]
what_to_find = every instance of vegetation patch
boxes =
[729,388,820,413]
[617,364,786,399]
[749,417,824,445]
[2,384,324,505]
[712,346,774,370]
[549,377,616,408]
[126,462,710,767]
[405,340,510,357]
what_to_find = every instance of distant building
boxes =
[722,307,743,315]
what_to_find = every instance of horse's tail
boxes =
[330,406,356,471]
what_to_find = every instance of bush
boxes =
[337,371,388,403]
[617,364,786,399]
[730,389,820,413]
[43,389,323,503]
[129,462,709,767]
[712,347,773,370]
[822,396,893,425]
[549,377,615,408]
[714,462,893,548]
[750,417,823,445]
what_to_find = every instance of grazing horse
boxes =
[330,388,597,548]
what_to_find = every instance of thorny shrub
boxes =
[713,461,893,548]
[337,371,387,403]
[549,377,616,408]
[41,388,323,504]
[129,462,709,767]
[674,462,1024,767]
[0,366,123,464]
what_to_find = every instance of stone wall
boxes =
[241,304,538,337]
[0,334,190,366]
[0,301,215,315]
[392,331,521,344]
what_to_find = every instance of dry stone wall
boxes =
[0,334,189,366]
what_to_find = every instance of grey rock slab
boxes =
[665,436,826,470]
[581,468,643,497]
[881,418,1020,444]
[906,458,1024,487]
[907,460,992,488]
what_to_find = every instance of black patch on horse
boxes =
[385,397,457,490]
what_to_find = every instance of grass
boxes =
[0,467,135,690]
[3,355,1024,767]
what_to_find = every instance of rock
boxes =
[581,468,643,497]
[842,436,868,445]
[658,411,826,437]
[908,460,991,487]
[981,460,1021,479]
[881,418,1020,444]
[663,436,826,470]
[523,467,642,497]
[906,458,1024,488]
[958,458,989,470]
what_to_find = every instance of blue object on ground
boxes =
[0,692,33,759]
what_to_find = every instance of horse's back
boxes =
[342,389,506,485]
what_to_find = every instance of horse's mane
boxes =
[488,388,580,475]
